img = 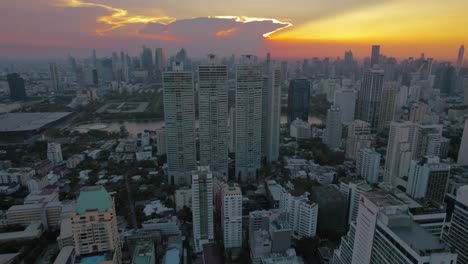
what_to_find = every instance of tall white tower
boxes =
[222,183,242,251]
[198,55,229,178]
[261,60,281,162]
[163,62,196,186]
[324,106,343,149]
[235,55,263,182]
[192,167,214,253]
[47,142,63,164]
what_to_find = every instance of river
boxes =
[73,115,322,135]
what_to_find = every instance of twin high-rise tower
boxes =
[163,54,280,185]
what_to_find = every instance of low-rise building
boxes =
[0,167,35,185]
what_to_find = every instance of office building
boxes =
[47,142,63,165]
[7,73,26,101]
[235,55,263,182]
[141,46,153,75]
[334,89,357,124]
[370,45,380,67]
[289,118,311,139]
[415,125,443,159]
[279,186,318,239]
[192,167,214,253]
[355,67,384,131]
[175,187,192,211]
[443,185,468,263]
[198,56,229,178]
[407,157,450,203]
[356,148,381,183]
[377,82,398,132]
[287,79,310,124]
[155,127,166,156]
[49,63,60,92]
[71,186,121,263]
[222,183,242,251]
[163,62,196,185]
[155,48,165,71]
[345,120,373,161]
[339,180,373,224]
[310,186,348,237]
[384,121,419,186]
[323,107,342,149]
[262,63,281,162]
[332,190,457,264]
[458,118,468,166]
[457,45,465,70]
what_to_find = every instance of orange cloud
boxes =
[213,16,293,38]
[55,0,174,35]
[216,27,240,38]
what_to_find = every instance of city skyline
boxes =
[1,0,467,60]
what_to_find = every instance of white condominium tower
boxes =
[235,55,263,182]
[222,182,242,251]
[261,61,281,162]
[324,106,343,150]
[192,166,214,253]
[443,185,468,263]
[163,62,196,186]
[47,142,63,164]
[332,190,457,264]
[198,55,229,178]
[384,121,418,187]
[458,118,468,166]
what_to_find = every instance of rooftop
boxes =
[0,112,71,132]
[390,221,448,254]
[132,244,155,264]
[76,186,112,214]
[365,190,405,208]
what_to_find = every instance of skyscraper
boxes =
[235,55,263,182]
[192,167,214,253]
[333,190,457,264]
[384,121,418,186]
[155,48,165,82]
[356,148,381,183]
[261,61,281,162]
[370,45,380,67]
[443,185,468,263]
[457,45,465,70]
[334,89,357,124]
[49,63,60,92]
[355,67,384,132]
[163,62,196,185]
[406,156,450,203]
[222,182,242,251]
[287,79,310,124]
[377,82,398,132]
[141,46,153,76]
[458,118,468,166]
[345,120,373,161]
[7,73,26,101]
[324,107,342,149]
[198,55,229,178]
[71,186,121,263]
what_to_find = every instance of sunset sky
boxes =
[1,0,467,60]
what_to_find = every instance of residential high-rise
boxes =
[49,63,60,92]
[406,156,450,203]
[415,124,443,159]
[261,62,281,162]
[235,55,263,182]
[323,107,342,149]
[409,102,428,123]
[377,82,398,132]
[141,46,153,76]
[333,190,457,264]
[355,67,384,132]
[287,79,310,124]
[279,186,318,239]
[47,142,63,164]
[384,121,418,186]
[7,73,26,101]
[155,127,166,156]
[163,62,196,186]
[71,186,121,263]
[458,118,468,166]
[198,55,229,178]
[339,180,372,224]
[370,45,380,67]
[345,120,373,161]
[222,183,242,251]
[443,185,468,263]
[192,167,214,253]
[334,89,357,124]
[356,148,381,183]
[457,45,465,70]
